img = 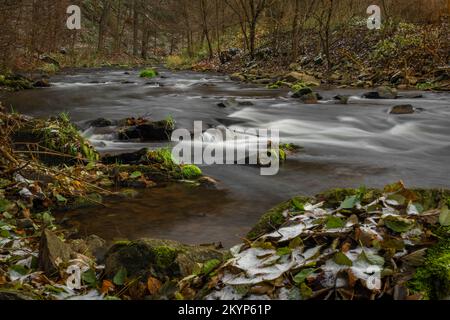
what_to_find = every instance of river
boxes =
[1,68,449,247]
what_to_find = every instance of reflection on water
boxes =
[60,184,249,247]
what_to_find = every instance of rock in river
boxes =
[118,120,175,141]
[390,104,415,115]
[363,86,398,99]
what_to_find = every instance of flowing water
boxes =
[1,68,450,247]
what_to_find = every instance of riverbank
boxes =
[165,21,449,92]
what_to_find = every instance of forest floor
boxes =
[171,21,449,93]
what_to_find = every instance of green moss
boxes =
[146,148,176,168]
[0,74,33,91]
[247,196,311,240]
[40,63,59,74]
[267,81,288,89]
[153,246,179,269]
[291,81,310,92]
[280,143,302,152]
[139,68,159,78]
[180,165,202,179]
[409,235,450,299]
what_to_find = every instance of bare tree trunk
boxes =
[200,0,214,59]
[291,0,300,61]
[132,0,139,56]
[98,0,112,54]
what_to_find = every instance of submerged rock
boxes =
[390,104,415,115]
[217,98,238,108]
[198,176,220,190]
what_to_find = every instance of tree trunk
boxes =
[132,0,139,56]
[98,0,112,54]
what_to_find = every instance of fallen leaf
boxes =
[113,267,127,286]
[384,216,414,233]
[101,280,115,294]
[334,252,353,266]
[147,276,162,295]
[439,206,450,226]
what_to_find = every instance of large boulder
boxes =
[104,239,226,281]
[284,72,320,86]
[118,120,174,141]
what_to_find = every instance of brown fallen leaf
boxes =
[347,269,357,288]
[0,275,7,285]
[147,276,162,295]
[101,280,115,294]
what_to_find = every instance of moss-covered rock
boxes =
[118,119,175,141]
[247,196,310,240]
[139,68,159,78]
[179,165,203,180]
[0,74,34,91]
[409,234,450,299]
[104,239,226,281]
[248,188,450,241]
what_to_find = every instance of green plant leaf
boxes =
[340,195,359,210]
[334,252,353,266]
[439,206,450,226]
[3,212,13,219]
[0,229,11,238]
[384,216,414,233]
[293,268,316,284]
[85,162,96,171]
[42,211,55,225]
[56,194,68,203]
[358,250,385,266]
[325,216,345,229]
[113,267,127,286]
[201,259,221,275]
[9,264,28,276]
[0,198,12,213]
[276,247,292,256]
[292,198,305,211]
[130,171,142,179]
[82,269,98,286]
